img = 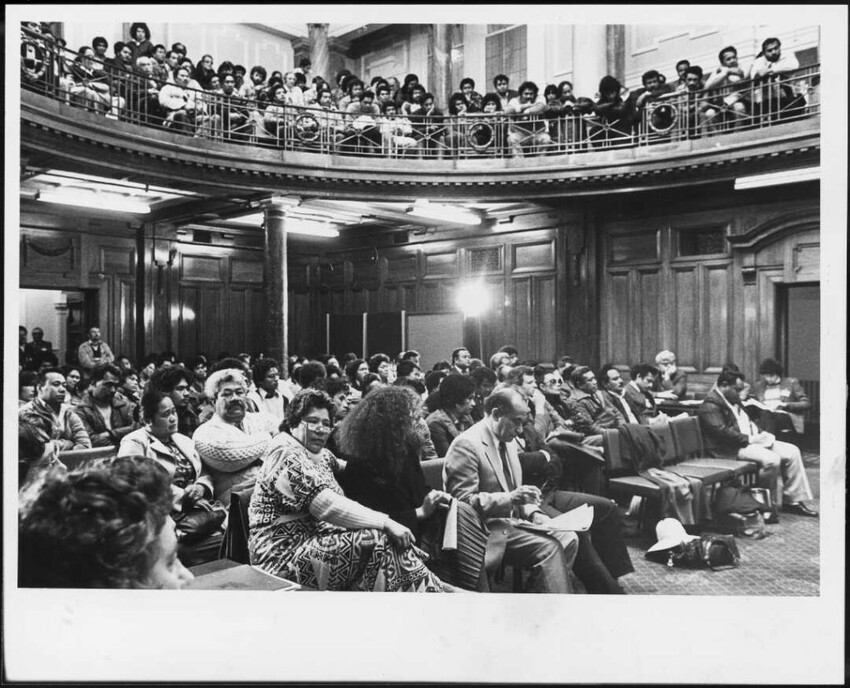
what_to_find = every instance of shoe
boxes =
[782,502,819,518]
[763,510,780,525]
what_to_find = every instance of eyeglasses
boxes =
[302,418,332,432]
[543,378,563,386]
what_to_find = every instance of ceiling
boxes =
[19,166,543,238]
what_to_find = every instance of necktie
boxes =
[498,441,516,492]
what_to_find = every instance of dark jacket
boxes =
[336,454,430,539]
[653,368,689,399]
[697,388,750,456]
[623,382,658,425]
[426,408,472,458]
[75,391,137,447]
[570,389,624,434]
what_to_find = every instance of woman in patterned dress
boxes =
[249,388,447,592]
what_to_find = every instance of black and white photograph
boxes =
[5,4,846,683]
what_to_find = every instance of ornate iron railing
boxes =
[21,29,820,161]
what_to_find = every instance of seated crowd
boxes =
[18,325,818,591]
[21,22,815,156]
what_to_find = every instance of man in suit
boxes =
[623,363,661,424]
[25,327,53,365]
[598,364,640,424]
[450,347,472,375]
[698,371,816,517]
[444,387,578,593]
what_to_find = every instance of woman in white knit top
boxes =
[248,388,448,591]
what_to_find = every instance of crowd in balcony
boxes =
[21,22,817,157]
[19,319,817,591]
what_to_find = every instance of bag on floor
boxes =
[713,486,766,515]
[718,510,767,539]
[646,535,741,570]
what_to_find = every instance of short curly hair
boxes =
[18,456,173,588]
[286,388,336,431]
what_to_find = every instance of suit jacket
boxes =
[118,428,214,508]
[697,388,750,456]
[653,369,688,399]
[570,389,623,434]
[623,382,658,425]
[602,389,635,424]
[445,419,541,569]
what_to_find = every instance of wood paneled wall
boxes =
[288,221,574,363]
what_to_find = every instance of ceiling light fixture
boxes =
[228,213,339,237]
[37,190,151,214]
[406,199,482,226]
[734,167,820,191]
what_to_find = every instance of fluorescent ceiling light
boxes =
[37,191,151,214]
[734,167,819,191]
[228,213,339,237]
[407,200,482,226]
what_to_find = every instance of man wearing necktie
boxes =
[444,387,578,593]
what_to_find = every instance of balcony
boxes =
[20,37,820,201]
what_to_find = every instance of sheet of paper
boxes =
[515,504,594,533]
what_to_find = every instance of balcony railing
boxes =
[21,30,820,162]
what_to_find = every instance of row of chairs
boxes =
[603,416,758,530]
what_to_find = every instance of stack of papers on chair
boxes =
[515,504,594,533]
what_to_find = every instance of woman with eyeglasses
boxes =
[249,388,448,591]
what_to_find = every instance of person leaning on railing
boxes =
[505,81,551,157]
[159,65,208,135]
[68,46,112,114]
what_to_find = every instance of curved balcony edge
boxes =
[21,91,820,202]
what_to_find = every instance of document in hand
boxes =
[516,504,594,533]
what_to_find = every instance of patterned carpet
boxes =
[619,452,820,596]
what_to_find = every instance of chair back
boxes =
[219,486,254,564]
[58,446,118,470]
[420,458,446,490]
[669,416,705,459]
[651,423,678,466]
[602,428,630,474]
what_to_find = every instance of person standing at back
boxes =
[77,326,114,372]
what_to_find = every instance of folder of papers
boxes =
[515,503,594,533]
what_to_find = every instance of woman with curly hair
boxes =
[248,388,448,591]
[127,22,153,60]
[335,386,489,590]
[368,352,391,383]
[425,373,477,457]
[18,456,194,589]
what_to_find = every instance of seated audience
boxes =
[193,368,278,503]
[248,388,448,591]
[426,373,477,457]
[68,46,111,113]
[344,357,369,398]
[18,411,65,492]
[120,368,142,406]
[368,353,392,383]
[505,81,551,156]
[598,363,640,424]
[75,363,138,447]
[591,75,631,143]
[127,22,153,61]
[77,326,115,372]
[247,357,288,422]
[623,363,662,424]
[19,368,91,451]
[491,73,518,110]
[62,365,85,407]
[19,370,39,407]
[702,45,749,130]
[148,365,199,437]
[19,456,194,589]
[335,386,487,590]
[159,65,207,134]
[567,365,624,433]
[451,347,472,375]
[750,358,812,435]
[379,101,417,155]
[698,371,816,518]
[653,349,688,400]
[119,391,223,552]
[748,37,805,117]
[459,77,483,112]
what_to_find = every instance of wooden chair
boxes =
[670,416,758,485]
[420,458,446,490]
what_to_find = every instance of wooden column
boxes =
[264,199,299,365]
[135,223,147,362]
[308,23,330,83]
[428,24,453,110]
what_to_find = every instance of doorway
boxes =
[19,288,98,366]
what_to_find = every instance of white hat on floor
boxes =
[647,518,699,553]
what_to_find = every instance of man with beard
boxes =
[193,368,278,503]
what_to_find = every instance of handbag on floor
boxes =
[646,534,741,570]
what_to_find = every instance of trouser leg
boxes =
[540,491,633,592]
[737,445,781,505]
[772,440,813,503]
[502,525,577,594]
